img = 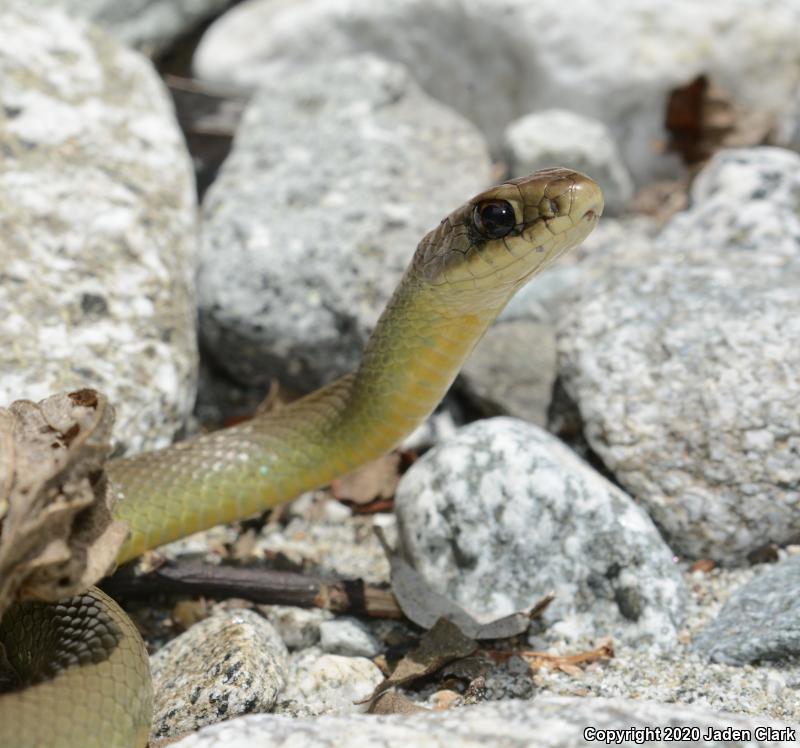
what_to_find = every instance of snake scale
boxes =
[0,168,603,747]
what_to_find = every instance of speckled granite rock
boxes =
[280,650,383,716]
[172,695,800,747]
[150,609,288,740]
[0,8,198,454]
[503,110,633,215]
[694,556,800,665]
[194,0,800,183]
[198,54,490,391]
[558,147,800,563]
[14,0,230,54]
[395,417,687,648]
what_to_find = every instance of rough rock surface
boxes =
[394,417,687,648]
[194,0,800,183]
[198,54,490,390]
[0,8,197,454]
[503,110,633,215]
[558,147,800,563]
[259,605,333,651]
[460,316,556,427]
[150,609,289,740]
[172,695,800,747]
[280,651,383,716]
[319,617,381,657]
[16,0,231,54]
[693,556,800,665]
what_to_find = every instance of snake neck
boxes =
[340,273,499,454]
[112,271,499,563]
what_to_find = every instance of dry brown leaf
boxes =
[230,528,259,562]
[0,389,124,617]
[172,598,211,630]
[431,689,462,710]
[665,74,773,167]
[368,691,430,715]
[254,378,298,418]
[521,638,614,675]
[331,452,402,505]
[359,617,478,705]
[690,558,716,574]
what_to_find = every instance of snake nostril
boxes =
[583,210,597,222]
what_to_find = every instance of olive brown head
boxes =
[413,168,604,315]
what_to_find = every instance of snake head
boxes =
[413,168,603,315]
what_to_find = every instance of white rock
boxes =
[460,317,556,427]
[503,110,633,215]
[194,0,800,184]
[171,695,800,747]
[0,8,197,453]
[558,147,800,563]
[259,605,333,650]
[198,54,490,390]
[281,651,383,715]
[14,0,230,53]
[319,618,381,658]
[394,417,687,648]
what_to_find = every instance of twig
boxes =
[101,560,403,619]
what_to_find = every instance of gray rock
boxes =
[280,650,383,716]
[400,406,460,452]
[319,617,381,658]
[558,147,800,563]
[0,8,197,454]
[259,605,333,651]
[460,317,556,427]
[172,695,800,747]
[198,54,490,391]
[501,215,660,324]
[394,417,687,648]
[694,556,800,665]
[503,110,633,215]
[193,0,800,184]
[13,0,231,54]
[150,609,288,740]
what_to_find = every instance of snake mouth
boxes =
[413,168,604,300]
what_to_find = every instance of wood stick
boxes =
[101,560,404,619]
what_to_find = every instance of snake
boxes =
[0,168,602,747]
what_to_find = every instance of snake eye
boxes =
[473,199,517,239]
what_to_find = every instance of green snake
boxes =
[0,168,602,747]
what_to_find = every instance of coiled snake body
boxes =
[0,169,603,747]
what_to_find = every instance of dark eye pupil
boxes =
[475,200,516,238]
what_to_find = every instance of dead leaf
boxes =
[368,691,430,715]
[665,74,773,167]
[431,689,462,710]
[332,452,402,505]
[0,390,124,617]
[690,558,716,573]
[172,599,211,630]
[230,528,258,562]
[359,617,478,705]
[375,527,549,639]
[486,638,614,676]
[254,379,299,418]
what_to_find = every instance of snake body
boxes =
[0,169,602,747]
